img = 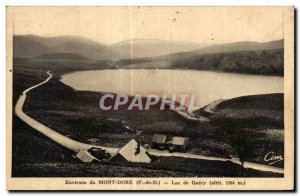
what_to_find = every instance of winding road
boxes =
[14,71,284,174]
[15,71,119,161]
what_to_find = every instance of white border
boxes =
[1,0,298,195]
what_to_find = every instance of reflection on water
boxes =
[60,69,284,108]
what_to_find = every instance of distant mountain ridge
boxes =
[13,34,284,63]
[13,35,205,60]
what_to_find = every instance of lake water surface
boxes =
[60,69,283,108]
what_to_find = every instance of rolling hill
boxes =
[168,40,284,75]
[116,40,284,76]
[170,48,284,75]
[13,35,205,60]
[13,35,49,58]
[111,39,203,59]
[34,53,90,61]
[178,39,283,57]
[13,35,117,60]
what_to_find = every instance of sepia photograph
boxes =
[6,6,294,190]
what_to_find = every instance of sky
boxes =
[9,7,284,45]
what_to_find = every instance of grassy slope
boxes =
[206,94,284,167]
[215,94,283,120]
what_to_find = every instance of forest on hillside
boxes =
[117,48,284,76]
[171,49,284,76]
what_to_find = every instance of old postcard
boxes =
[6,6,294,190]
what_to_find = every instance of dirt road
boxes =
[15,71,119,158]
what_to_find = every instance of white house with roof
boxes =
[110,139,152,163]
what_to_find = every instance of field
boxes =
[12,58,284,177]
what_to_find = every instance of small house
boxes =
[151,134,168,150]
[110,139,152,163]
[167,136,190,152]
[76,149,98,163]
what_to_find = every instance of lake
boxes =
[60,69,284,108]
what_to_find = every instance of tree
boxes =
[229,129,257,176]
